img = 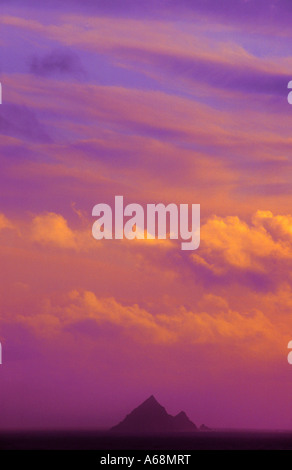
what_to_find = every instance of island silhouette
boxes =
[1,395,292,449]
[110,395,203,433]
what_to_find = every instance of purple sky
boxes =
[1,0,292,431]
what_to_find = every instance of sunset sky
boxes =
[1,0,292,430]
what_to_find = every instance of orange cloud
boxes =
[31,212,78,249]
[194,211,292,273]
[1,207,292,364]
[10,288,282,358]
[0,213,14,231]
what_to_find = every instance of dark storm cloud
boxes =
[29,49,84,78]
